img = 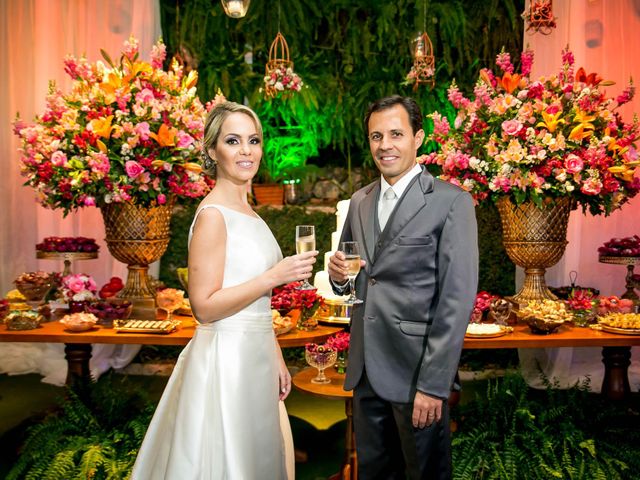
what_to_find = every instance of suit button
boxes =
[369,278,376,286]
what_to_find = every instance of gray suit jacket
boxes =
[337,168,478,402]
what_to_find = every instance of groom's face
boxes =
[367,104,425,185]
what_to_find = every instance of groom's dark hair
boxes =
[364,95,423,136]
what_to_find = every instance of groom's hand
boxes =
[412,391,442,429]
[328,251,366,283]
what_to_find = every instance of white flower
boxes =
[565,182,575,192]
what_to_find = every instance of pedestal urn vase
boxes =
[100,198,175,315]
[496,197,573,305]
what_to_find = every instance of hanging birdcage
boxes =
[264,32,303,98]
[523,0,557,35]
[406,32,435,90]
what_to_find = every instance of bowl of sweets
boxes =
[517,300,573,334]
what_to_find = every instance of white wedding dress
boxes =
[132,204,294,480]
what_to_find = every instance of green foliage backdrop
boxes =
[159,0,524,173]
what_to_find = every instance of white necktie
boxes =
[378,187,397,231]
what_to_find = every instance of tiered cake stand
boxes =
[598,255,640,301]
[36,251,98,277]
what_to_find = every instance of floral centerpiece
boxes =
[566,288,597,327]
[263,65,303,96]
[326,332,350,374]
[13,36,214,216]
[61,273,97,302]
[271,282,324,331]
[421,48,640,215]
[470,291,497,322]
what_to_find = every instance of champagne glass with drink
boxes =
[340,241,363,305]
[295,225,316,291]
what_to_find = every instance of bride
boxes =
[131,101,317,479]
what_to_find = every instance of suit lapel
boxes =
[375,169,434,260]
[358,181,379,267]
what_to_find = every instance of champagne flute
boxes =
[340,241,363,305]
[296,225,316,291]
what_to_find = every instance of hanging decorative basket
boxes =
[406,32,435,90]
[264,32,303,97]
[523,0,557,35]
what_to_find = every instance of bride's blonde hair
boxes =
[201,102,263,178]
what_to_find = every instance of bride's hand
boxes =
[266,251,318,288]
[278,357,291,400]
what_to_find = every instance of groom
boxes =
[328,95,478,479]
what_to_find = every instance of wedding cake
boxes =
[313,199,351,299]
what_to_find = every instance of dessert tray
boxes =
[465,323,513,338]
[599,325,640,336]
[114,319,179,334]
[596,313,640,335]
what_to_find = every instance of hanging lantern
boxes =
[523,0,557,35]
[406,32,435,91]
[263,32,303,98]
[220,0,250,18]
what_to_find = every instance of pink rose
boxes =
[157,194,167,205]
[564,154,584,174]
[125,160,144,179]
[83,196,96,206]
[501,119,523,136]
[51,151,68,167]
[67,277,86,293]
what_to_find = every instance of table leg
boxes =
[330,398,357,480]
[601,346,631,401]
[64,343,93,392]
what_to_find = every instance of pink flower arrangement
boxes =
[271,282,324,315]
[263,66,303,95]
[566,289,595,312]
[421,48,640,215]
[61,273,97,302]
[13,36,217,215]
[326,332,350,352]
[469,291,498,323]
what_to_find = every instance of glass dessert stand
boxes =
[36,251,98,277]
[599,256,640,301]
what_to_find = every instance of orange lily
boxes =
[96,139,108,153]
[89,115,115,139]
[183,162,202,174]
[122,58,153,84]
[608,165,637,182]
[499,72,521,94]
[536,110,565,133]
[182,70,199,90]
[151,160,168,170]
[99,73,122,104]
[149,124,177,147]
[568,110,595,141]
[575,67,603,86]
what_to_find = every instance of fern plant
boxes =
[451,374,640,479]
[7,374,154,480]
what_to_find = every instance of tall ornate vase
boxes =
[496,197,573,305]
[100,198,175,313]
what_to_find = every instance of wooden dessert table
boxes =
[292,367,355,480]
[463,324,640,400]
[0,316,342,387]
